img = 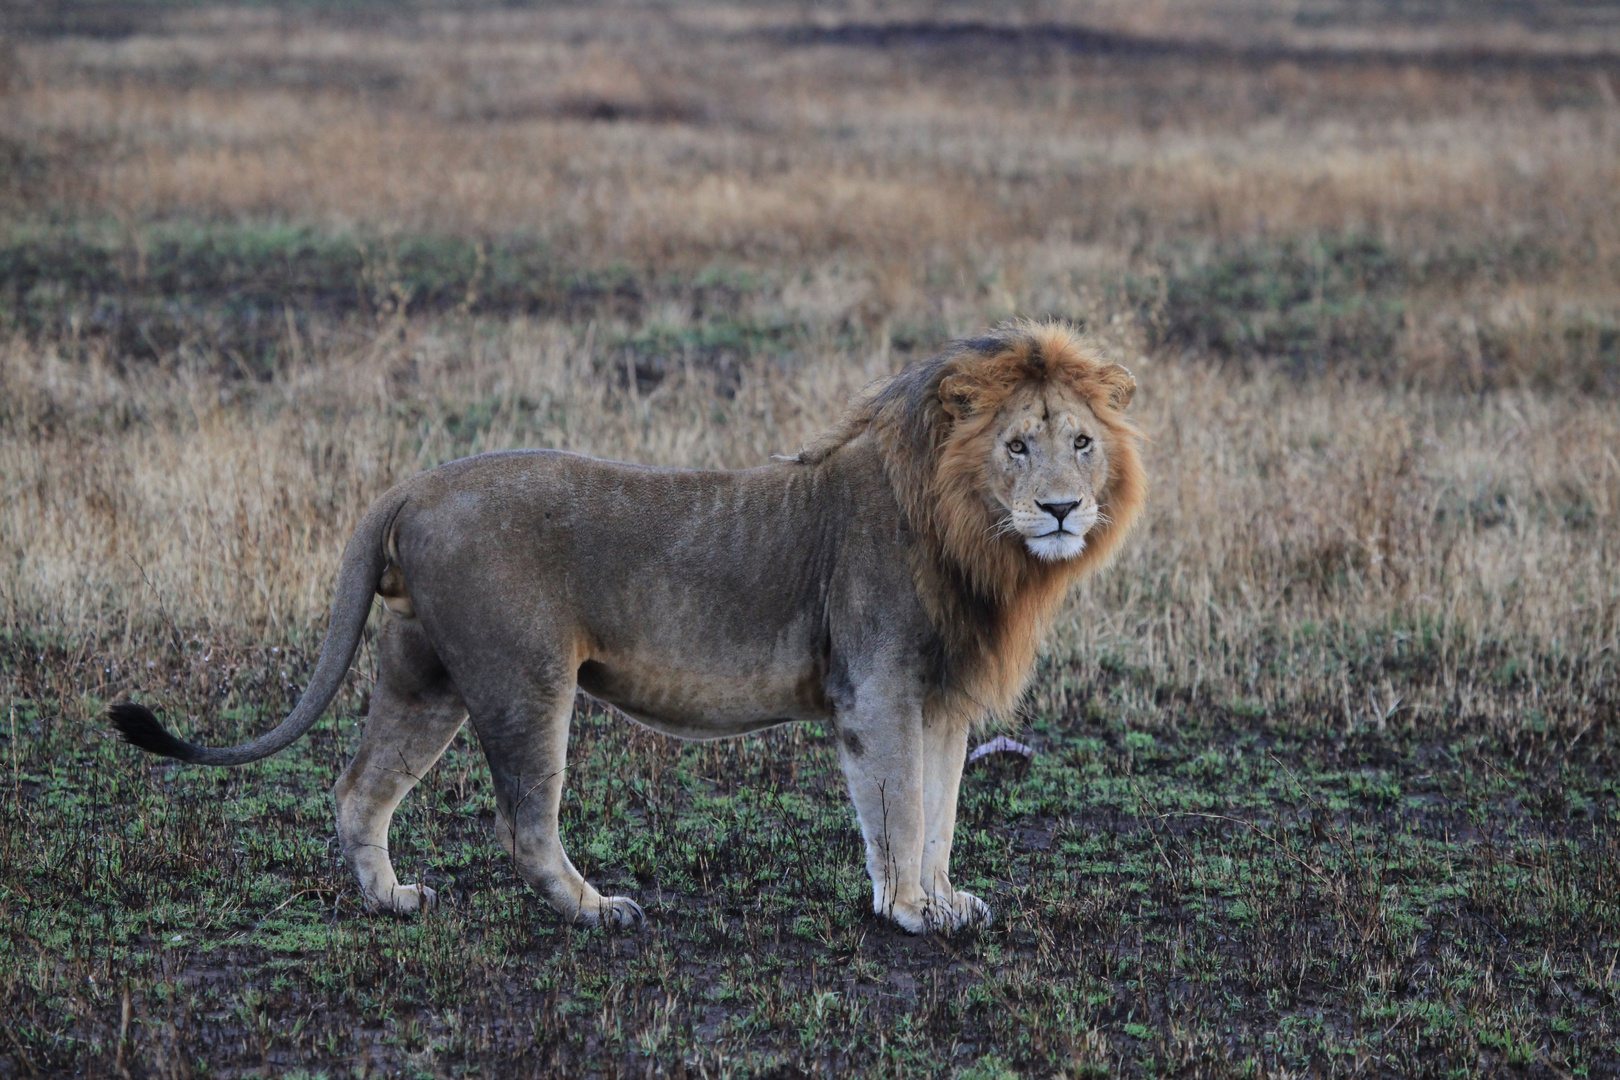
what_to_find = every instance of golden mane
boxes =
[801,321,1147,723]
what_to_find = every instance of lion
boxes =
[110,321,1145,934]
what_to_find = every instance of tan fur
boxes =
[113,321,1145,934]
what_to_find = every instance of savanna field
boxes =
[2,1,1619,1076]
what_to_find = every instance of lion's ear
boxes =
[1099,364,1136,410]
[938,373,977,419]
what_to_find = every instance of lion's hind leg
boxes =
[469,671,644,930]
[334,615,467,914]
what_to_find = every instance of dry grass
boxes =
[6,327,1618,738]
[2,2,1619,1077]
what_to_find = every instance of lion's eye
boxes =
[1074,435,1093,451]
[1007,440,1027,456]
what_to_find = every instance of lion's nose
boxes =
[1037,500,1080,525]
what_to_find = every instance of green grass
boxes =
[3,628,1615,1078]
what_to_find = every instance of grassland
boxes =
[2,2,1619,1076]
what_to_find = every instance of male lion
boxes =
[111,321,1145,934]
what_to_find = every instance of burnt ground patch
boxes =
[1124,233,1620,392]
[0,225,806,386]
[10,224,1617,395]
[764,18,1620,75]
[2,629,1615,1078]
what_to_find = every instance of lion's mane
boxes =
[800,321,1147,723]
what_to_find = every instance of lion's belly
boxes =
[576,655,827,739]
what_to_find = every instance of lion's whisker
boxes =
[987,519,1021,539]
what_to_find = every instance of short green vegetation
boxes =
[3,630,1614,1077]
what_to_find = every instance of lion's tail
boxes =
[109,487,410,767]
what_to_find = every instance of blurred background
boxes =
[4,0,1618,729]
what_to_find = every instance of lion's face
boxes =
[982,383,1112,562]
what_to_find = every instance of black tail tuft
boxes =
[109,701,198,762]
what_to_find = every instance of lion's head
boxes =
[935,336,1138,568]
[802,321,1146,719]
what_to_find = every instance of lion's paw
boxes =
[922,890,992,935]
[880,902,929,934]
[369,882,437,915]
[877,893,989,935]
[581,895,644,930]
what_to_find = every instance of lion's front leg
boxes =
[919,715,991,932]
[836,692,940,933]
